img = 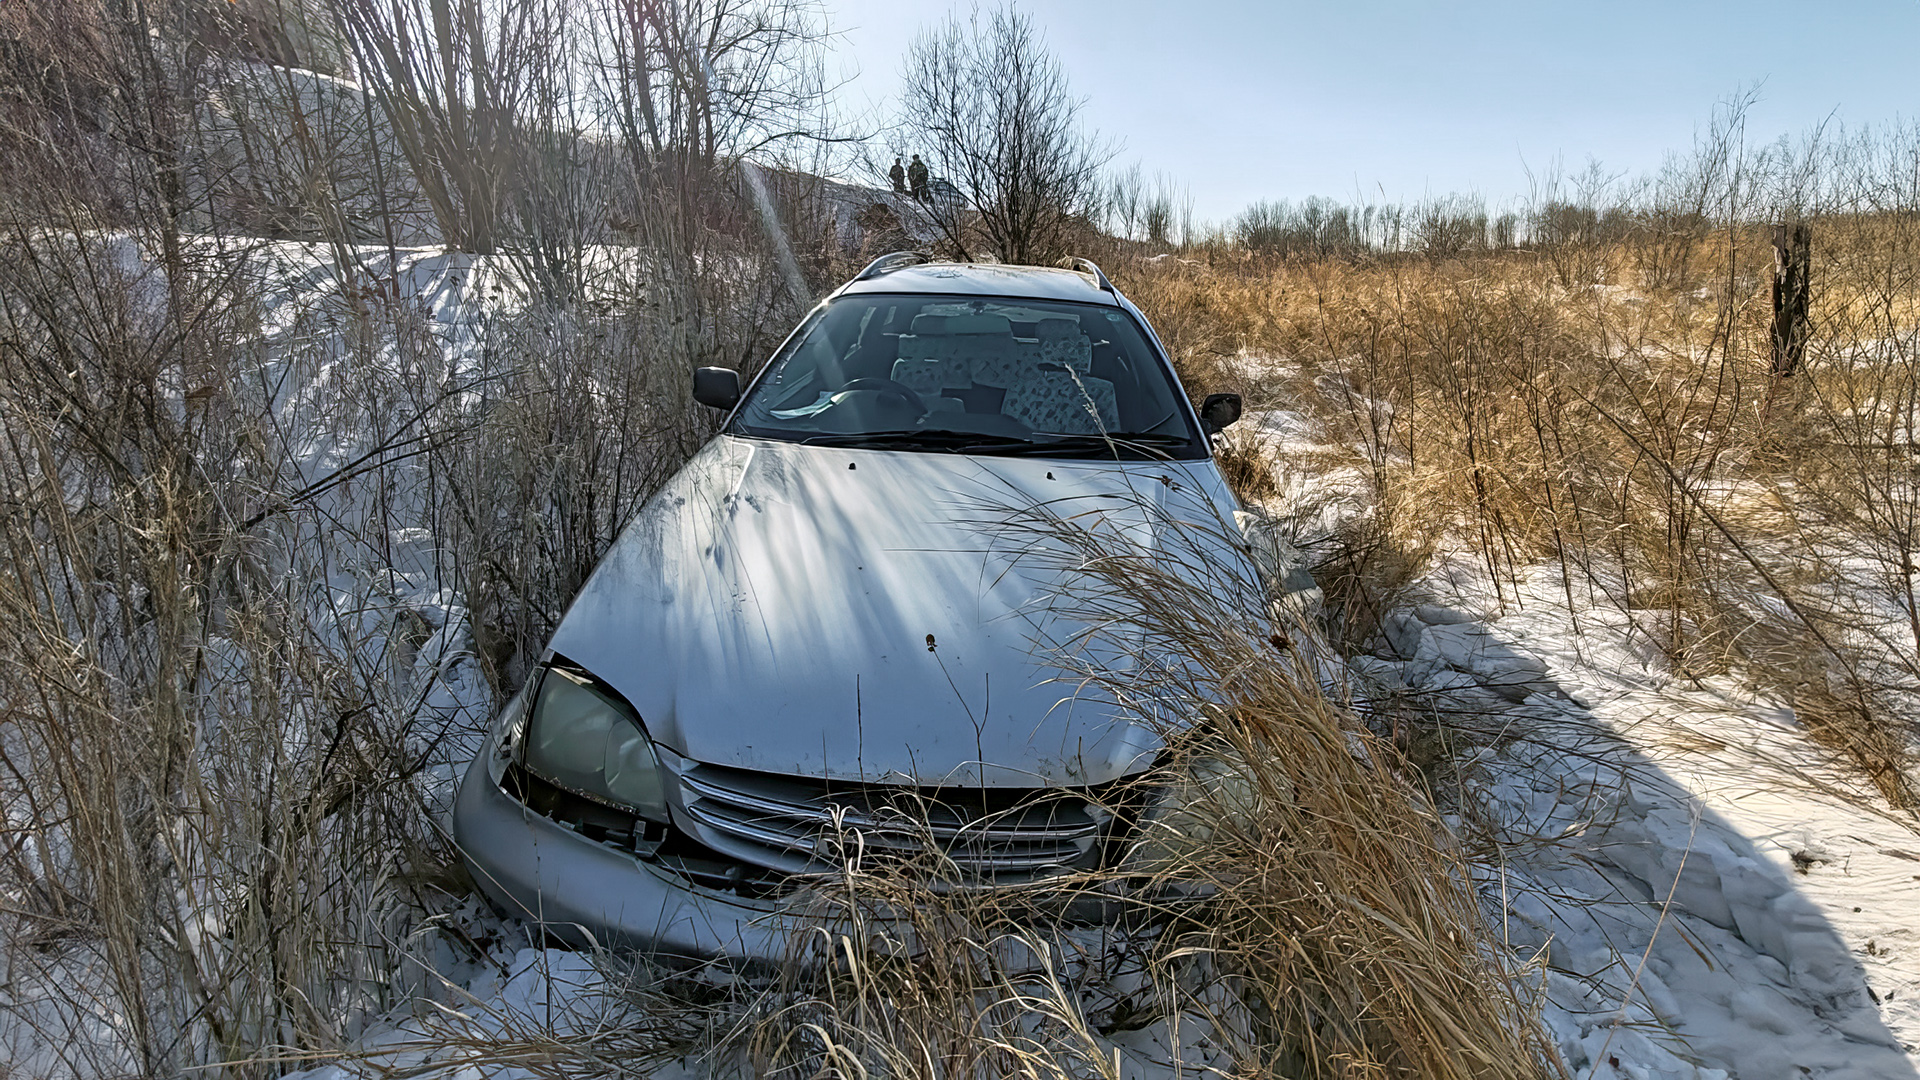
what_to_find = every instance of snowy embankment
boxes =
[247,239,506,812]
[0,238,503,1076]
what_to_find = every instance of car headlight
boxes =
[521,666,670,823]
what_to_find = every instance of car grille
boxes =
[671,764,1117,880]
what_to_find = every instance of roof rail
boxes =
[853,251,933,282]
[1063,256,1115,296]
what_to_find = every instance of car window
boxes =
[729,294,1205,459]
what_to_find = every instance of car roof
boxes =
[833,261,1120,306]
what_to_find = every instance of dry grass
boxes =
[992,489,1558,1078]
[1116,206,1920,810]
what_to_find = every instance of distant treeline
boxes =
[1216,99,1920,261]
[1225,195,1718,260]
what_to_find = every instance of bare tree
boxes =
[596,0,833,175]
[327,0,549,254]
[898,5,1111,264]
[1107,160,1144,241]
[1140,169,1190,250]
[592,0,836,305]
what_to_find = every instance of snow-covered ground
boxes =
[1236,382,1920,1079]
[1370,558,1920,1079]
[0,239,506,1077]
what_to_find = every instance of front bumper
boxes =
[452,747,1154,967]
[452,749,806,964]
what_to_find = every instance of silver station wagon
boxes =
[452,254,1250,962]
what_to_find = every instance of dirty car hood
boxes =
[547,435,1243,788]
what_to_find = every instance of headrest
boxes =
[1033,318,1083,340]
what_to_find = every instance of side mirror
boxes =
[1200,392,1243,433]
[693,366,741,410]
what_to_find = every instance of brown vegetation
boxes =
[0,1,833,1075]
[1115,156,1920,810]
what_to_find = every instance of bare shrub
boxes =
[1413,194,1492,260]
[1235,196,1382,261]
[329,0,554,254]
[1215,429,1280,504]
[435,254,798,691]
[898,3,1113,264]
[0,222,469,1079]
[0,0,837,1073]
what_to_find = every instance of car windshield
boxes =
[729,293,1205,459]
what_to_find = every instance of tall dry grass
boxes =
[1116,121,1920,810]
[0,1,834,1075]
[1003,493,1560,1078]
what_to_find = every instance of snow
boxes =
[0,236,509,1076]
[1383,555,1920,1078]
[269,913,1244,1080]
[1226,351,1920,1076]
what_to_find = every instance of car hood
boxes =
[546,435,1245,788]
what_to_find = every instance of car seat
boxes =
[891,313,1006,395]
[894,314,1118,433]
[998,319,1118,434]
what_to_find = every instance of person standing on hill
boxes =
[907,154,929,201]
[889,157,907,194]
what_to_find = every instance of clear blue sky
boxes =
[821,0,1920,223]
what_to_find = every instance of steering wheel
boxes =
[839,377,929,416]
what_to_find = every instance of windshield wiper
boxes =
[969,433,1195,458]
[797,430,1033,451]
